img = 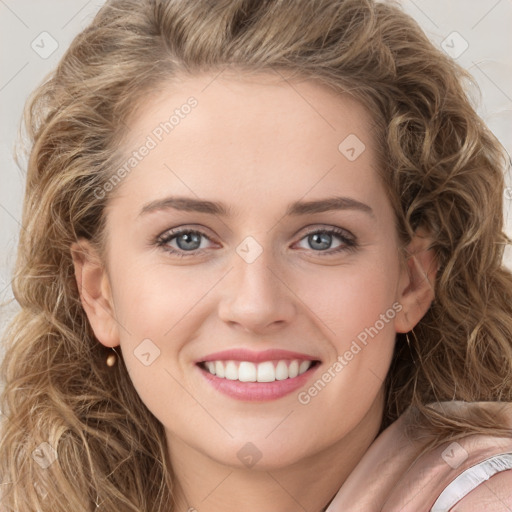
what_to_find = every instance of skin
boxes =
[71,70,437,512]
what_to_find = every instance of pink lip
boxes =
[197,348,318,363]
[198,364,320,401]
[195,348,321,402]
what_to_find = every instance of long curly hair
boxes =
[1,0,512,510]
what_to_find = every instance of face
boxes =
[73,71,436,471]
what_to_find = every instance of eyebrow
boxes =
[138,195,375,219]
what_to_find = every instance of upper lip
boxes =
[197,348,320,363]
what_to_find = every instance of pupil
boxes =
[177,232,201,250]
[311,233,331,250]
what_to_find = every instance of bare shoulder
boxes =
[449,470,512,511]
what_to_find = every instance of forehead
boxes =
[109,71,384,216]
[125,70,377,146]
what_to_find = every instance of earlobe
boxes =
[394,227,438,333]
[70,238,120,348]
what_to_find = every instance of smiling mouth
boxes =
[198,359,320,383]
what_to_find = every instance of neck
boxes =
[167,391,385,512]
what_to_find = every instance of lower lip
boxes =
[198,363,320,401]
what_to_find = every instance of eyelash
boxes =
[155,226,358,258]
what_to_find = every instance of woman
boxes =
[1,0,511,510]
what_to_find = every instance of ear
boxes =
[394,226,438,333]
[70,238,120,348]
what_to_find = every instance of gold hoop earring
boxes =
[405,332,411,348]
[106,347,119,367]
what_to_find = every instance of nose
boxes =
[217,241,297,334]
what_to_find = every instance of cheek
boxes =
[296,252,401,345]
[109,263,224,398]
[291,252,400,407]
[109,268,196,422]
[112,262,213,339]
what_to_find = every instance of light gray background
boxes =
[1,0,512,339]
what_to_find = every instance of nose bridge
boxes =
[236,237,276,295]
[217,234,295,331]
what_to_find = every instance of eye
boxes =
[155,225,358,258]
[156,228,216,257]
[294,227,357,255]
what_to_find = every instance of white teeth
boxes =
[215,360,225,378]
[225,361,238,380]
[299,360,311,375]
[275,360,288,380]
[288,360,299,378]
[257,361,275,382]
[203,359,314,382]
[238,362,257,382]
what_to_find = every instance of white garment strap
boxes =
[430,452,512,512]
